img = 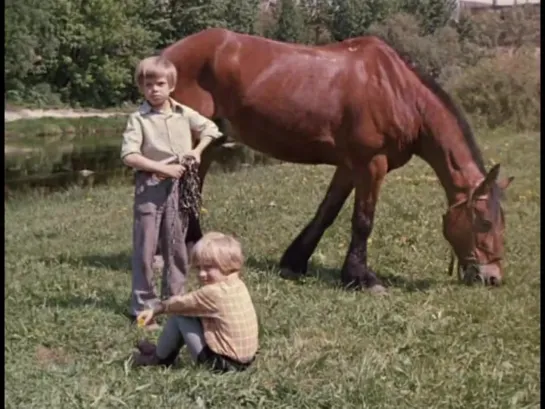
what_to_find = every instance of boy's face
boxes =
[142,75,174,108]
[197,265,228,286]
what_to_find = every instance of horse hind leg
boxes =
[341,155,387,293]
[279,166,353,278]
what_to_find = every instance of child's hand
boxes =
[184,150,201,165]
[137,309,155,327]
[160,164,185,179]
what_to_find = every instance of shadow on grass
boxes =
[42,252,131,271]
[245,255,438,293]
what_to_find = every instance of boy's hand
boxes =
[160,164,185,179]
[136,309,155,327]
[184,150,201,165]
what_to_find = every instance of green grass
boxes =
[5,129,540,408]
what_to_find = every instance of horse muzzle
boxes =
[449,254,503,286]
[461,262,503,286]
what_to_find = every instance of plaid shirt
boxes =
[163,274,258,363]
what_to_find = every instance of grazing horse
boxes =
[161,28,513,292]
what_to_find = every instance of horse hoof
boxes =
[279,268,303,280]
[367,284,388,295]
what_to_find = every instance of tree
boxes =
[329,0,394,41]
[396,0,458,35]
[224,0,260,34]
[48,0,159,107]
[273,0,305,43]
[5,0,61,100]
[300,0,333,44]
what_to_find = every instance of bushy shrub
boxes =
[368,13,484,82]
[445,47,540,131]
[367,11,540,132]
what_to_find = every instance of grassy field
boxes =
[5,129,540,408]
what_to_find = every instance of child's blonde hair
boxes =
[190,232,244,275]
[134,56,177,89]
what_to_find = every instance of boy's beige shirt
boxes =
[120,98,223,162]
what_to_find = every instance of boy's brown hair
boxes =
[134,56,177,89]
[190,232,244,275]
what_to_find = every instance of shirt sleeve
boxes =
[184,106,223,140]
[120,114,143,159]
[163,285,220,317]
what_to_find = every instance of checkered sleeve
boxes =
[163,286,219,317]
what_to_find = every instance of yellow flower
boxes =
[201,207,209,215]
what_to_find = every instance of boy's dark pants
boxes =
[130,171,188,317]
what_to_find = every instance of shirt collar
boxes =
[138,98,185,115]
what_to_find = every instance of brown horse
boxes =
[161,28,513,291]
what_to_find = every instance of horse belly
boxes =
[228,111,339,165]
[217,54,349,164]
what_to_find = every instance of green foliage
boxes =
[330,0,394,41]
[224,0,261,34]
[368,13,469,80]
[445,48,540,131]
[5,0,158,108]
[4,0,541,134]
[368,12,540,132]
[50,0,159,107]
[272,0,306,43]
[5,0,61,93]
[396,0,458,35]
[462,6,541,49]
[299,0,334,44]
[5,0,262,107]
[167,0,231,39]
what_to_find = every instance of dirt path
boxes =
[4,108,125,122]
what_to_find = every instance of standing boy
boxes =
[121,56,223,329]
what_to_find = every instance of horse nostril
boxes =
[475,273,485,285]
[488,276,500,286]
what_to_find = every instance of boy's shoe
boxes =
[136,339,157,355]
[131,340,179,368]
[132,351,162,367]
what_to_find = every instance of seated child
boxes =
[132,232,259,373]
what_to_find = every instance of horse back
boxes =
[164,29,427,164]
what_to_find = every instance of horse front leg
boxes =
[280,166,353,278]
[341,155,387,293]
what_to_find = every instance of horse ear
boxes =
[497,176,514,190]
[473,164,501,198]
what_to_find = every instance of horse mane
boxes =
[369,35,504,205]
[368,36,488,175]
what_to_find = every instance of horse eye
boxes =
[480,219,493,231]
